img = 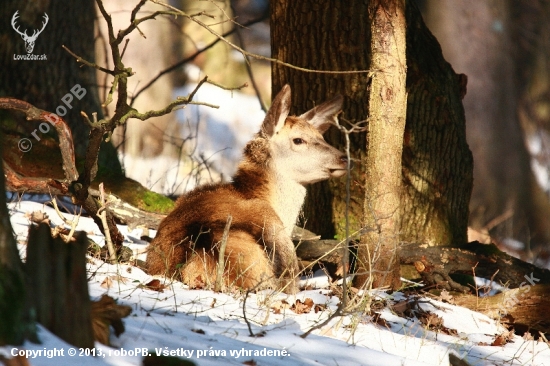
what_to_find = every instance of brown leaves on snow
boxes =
[270,298,326,315]
[91,295,132,346]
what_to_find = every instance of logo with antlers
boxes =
[11,11,49,54]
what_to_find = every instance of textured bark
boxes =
[25,224,94,348]
[271,0,371,239]
[0,0,121,175]
[399,242,550,288]
[401,2,473,245]
[453,284,550,335]
[355,0,406,290]
[271,1,473,248]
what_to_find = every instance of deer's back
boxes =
[146,181,283,282]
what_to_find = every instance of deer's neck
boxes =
[271,171,306,236]
[234,138,306,235]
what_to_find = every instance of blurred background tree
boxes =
[420,0,550,250]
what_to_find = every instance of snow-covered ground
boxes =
[1,199,550,366]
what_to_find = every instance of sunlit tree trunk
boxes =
[354,0,406,289]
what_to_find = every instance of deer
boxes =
[11,11,49,54]
[146,85,348,292]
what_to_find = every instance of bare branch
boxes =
[0,98,78,183]
[62,45,114,75]
[130,14,267,104]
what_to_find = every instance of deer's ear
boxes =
[300,95,343,134]
[261,85,291,137]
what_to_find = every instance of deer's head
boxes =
[11,11,49,54]
[261,85,348,185]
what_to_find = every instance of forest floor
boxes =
[1,198,549,366]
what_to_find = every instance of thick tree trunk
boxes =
[400,1,473,245]
[271,0,371,240]
[0,0,121,175]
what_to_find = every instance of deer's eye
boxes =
[293,138,304,145]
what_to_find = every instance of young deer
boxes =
[146,85,347,292]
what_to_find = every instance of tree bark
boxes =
[25,223,94,349]
[0,0,121,175]
[271,0,371,240]
[400,2,473,246]
[355,0,406,290]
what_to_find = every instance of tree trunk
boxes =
[0,134,35,346]
[271,1,473,248]
[423,0,550,245]
[355,0,406,290]
[400,1,473,246]
[0,0,122,175]
[271,0,371,240]
[25,224,94,349]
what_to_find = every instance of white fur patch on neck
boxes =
[270,170,307,236]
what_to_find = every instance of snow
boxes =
[2,199,550,366]
[173,65,266,179]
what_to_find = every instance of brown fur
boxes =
[146,138,295,290]
[146,86,346,292]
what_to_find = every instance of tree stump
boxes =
[25,223,93,348]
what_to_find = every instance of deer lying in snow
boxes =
[146,85,347,292]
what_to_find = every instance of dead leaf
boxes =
[391,300,410,317]
[143,279,167,292]
[91,295,132,346]
[314,304,326,313]
[100,276,113,289]
[491,330,514,346]
[417,311,458,336]
[26,211,49,224]
[371,312,389,328]
[523,331,534,341]
[290,298,314,314]
[438,289,455,304]
[101,275,129,289]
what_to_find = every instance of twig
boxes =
[150,0,373,75]
[62,45,114,75]
[231,7,267,113]
[51,197,81,243]
[97,183,117,263]
[242,289,255,337]
[300,307,342,339]
[215,215,232,292]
